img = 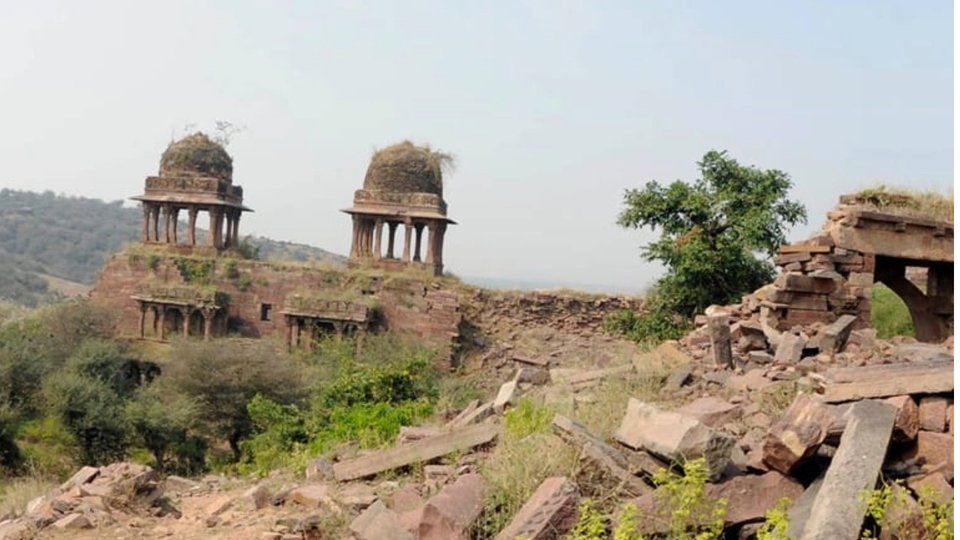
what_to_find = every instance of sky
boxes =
[0,1,953,293]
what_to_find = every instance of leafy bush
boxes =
[650,458,726,540]
[175,258,213,284]
[569,499,608,540]
[603,299,689,343]
[42,370,129,465]
[125,383,199,471]
[872,284,914,338]
[756,497,792,540]
[15,416,80,479]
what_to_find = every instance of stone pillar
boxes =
[293,319,301,348]
[202,309,214,341]
[181,307,191,337]
[188,208,198,246]
[285,317,294,351]
[138,302,147,339]
[158,306,167,341]
[171,208,180,245]
[333,321,345,343]
[435,222,447,268]
[414,224,424,262]
[162,206,172,244]
[151,206,160,243]
[152,306,159,335]
[372,219,384,260]
[209,209,220,248]
[141,205,150,242]
[231,210,241,246]
[402,221,413,261]
[349,216,360,258]
[425,222,437,265]
[223,213,233,248]
[387,222,398,259]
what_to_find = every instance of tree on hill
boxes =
[612,150,806,341]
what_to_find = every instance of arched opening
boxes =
[875,256,953,342]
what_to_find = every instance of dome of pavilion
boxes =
[159,132,233,182]
[362,141,452,196]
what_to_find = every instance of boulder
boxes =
[413,473,489,540]
[677,397,741,428]
[350,500,415,540]
[762,393,836,474]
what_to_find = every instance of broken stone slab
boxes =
[350,500,416,540]
[549,364,634,387]
[902,430,954,472]
[895,343,953,363]
[51,513,92,530]
[288,485,336,509]
[164,475,201,493]
[493,380,519,414]
[663,366,692,390]
[676,396,741,428]
[918,396,948,432]
[243,485,271,510]
[818,314,857,353]
[60,466,99,491]
[513,354,549,367]
[398,426,442,444]
[493,477,579,540]
[614,399,734,480]
[883,395,920,443]
[787,475,825,540]
[773,332,805,364]
[551,414,651,496]
[334,423,499,482]
[515,367,550,385]
[205,494,235,517]
[748,351,774,365]
[822,360,953,402]
[445,401,494,430]
[707,314,733,369]
[413,473,488,540]
[762,393,837,475]
[798,400,896,540]
[705,471,803,527]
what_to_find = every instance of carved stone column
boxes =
[158,306,167,341]
[181,307,192,337]
[171,208,180,244]
[188,208,198,246]
[137,302,147,339]
[425,222,437,265]
[402,221,413,262]
[151,206,160,243]
[141,205,150,242]
[208,209,221,248]
[232,210,241,246]
[413,224,424,262]
[387,222,398,259]
[162,206,172,244]
[372,219,384,260]
[202,308,215,341]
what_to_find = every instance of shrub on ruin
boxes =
[616,151,806,341]
[164,339,308,460]
[650,458,726,539]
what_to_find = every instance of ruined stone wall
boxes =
[90,251,463,359]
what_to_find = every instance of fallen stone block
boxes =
[774,332,805,364]
[907,471,953,506]
[398,426,442,444]
[787,474,824,540]
[414,473,489,540]
[51,513,91,530]
[493,380,519,413]
[334,423,499,482]
[707,314,733,369]
[289,485,335,509]
[445,401,494,430]
[350,500,416,540]
[822,360,953,402]
[390,485,423,513]
[205,494,234,517]
[493,477,579,540]
[60,466,99,492]
[918,396,948,432]
[762,393,837,474]
[614,399,734,480]
[748,351,774,365]
[550,364,634,388]
[515,367,550,385]
[677,396,741,428]
[551,414,651,496]
[895,343,953,363]
[337,483,378,509]
[164,475,201,493]
[706,471,803,526]
[799,400,896,540]
[243,485,271,510]
[818,314,857,353]
[883,395,919,443]
[903,431,954,472]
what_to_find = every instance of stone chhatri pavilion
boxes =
[342,141,456,276]
[132,133,252,252]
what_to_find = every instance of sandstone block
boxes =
[289,485,335,509]
[415,473,488,540]
[904,431,953,471]
[350,500,415,540]
[818,314,857,354]
[614,399,734,480]
[907,471,953,505]
[918,396,948,432]
[164,475,201,493]
[799,400,896,540]
[762,393,836,474]
[706,471,803,526]
[60,466,99,491]
[847,272,874,287]
[883,395,919,443]
[205,494,234,517]
[494,477,579,540]
[493,380,519,413]
[551,414,651,496]
[676,396,741,428]
[773,333,804,364]
[52,513,92,530]
[243,485,271,510]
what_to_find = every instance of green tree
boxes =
[616,151,806,339]
[126,383,198,471]
[164,339,308,459]
[43,371,129,465]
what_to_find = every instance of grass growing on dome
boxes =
[847,185,953,223]
[370,141,456,185]
[159,132,233,181]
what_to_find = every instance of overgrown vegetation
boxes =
[851,185,953,223]
[872,283,915,338]
[859,480,954,540]
[613,151,806,342]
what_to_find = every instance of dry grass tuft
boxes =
[848,185,953,222]
[0,475,56,519]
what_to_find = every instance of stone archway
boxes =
[875,257,953,342]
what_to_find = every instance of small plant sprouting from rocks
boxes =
[650,457,726,540]
[756,497,792,540]
[175,258,213,284]
[237,274,253,291]
[568,499,608,540]
[612,502,645,540]
[146,254,160,271]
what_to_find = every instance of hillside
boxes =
[0,189,345,305]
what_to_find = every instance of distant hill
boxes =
[0,189,345,306]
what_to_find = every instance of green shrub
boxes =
[569,499,608,540]
[16,416,80,479]
[613,503,644,540]
[650,458,726,540]
[756,497,792,540]
[146,254,160,271]
[175,258,213,284]
[603,300,690,343]
[224,260,239,279]
[871,284,914,338]
[237,273,253,291]
[504,399,552,440]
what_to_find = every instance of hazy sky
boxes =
[1,1,952,292]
